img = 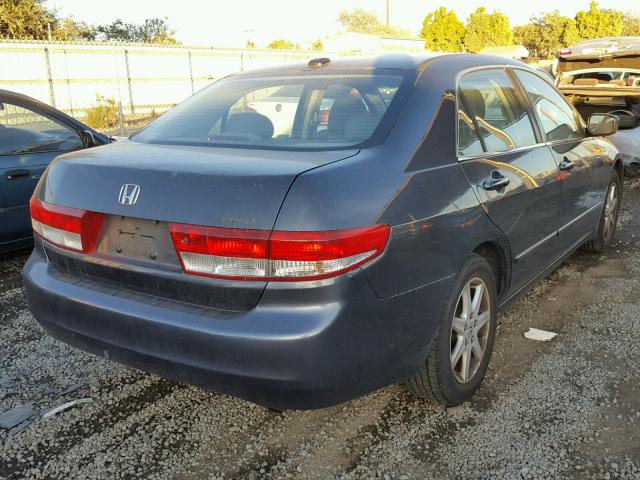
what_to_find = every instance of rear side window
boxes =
[134,72,410,151]
[457,69,537,155]
[513,69,585,142]
[458,101,484,156]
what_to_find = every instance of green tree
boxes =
[245,39,256,49]
[137,17,177,44]
[311,38,324,51]
[95,19,137,42]
[338,8,413,38]
[463,7,513,53]
[421,7,465,52]
[266,39,298,50]
[0,0,55,39]
[95,17,177,43]
[621,12,640,36]
[544,12,580,51]
[52,17,96,41]
[575,2,623,39]
[513,24,539,54]
[514,11,579,58]
[338,8,380,34]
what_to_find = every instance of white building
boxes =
[323,32,425,54]
[479,45,530,60]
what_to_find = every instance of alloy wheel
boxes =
[450,277,491,384]
[602,182,619,242]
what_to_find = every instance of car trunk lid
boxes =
[557,48,640,76]
[38,141,358,311]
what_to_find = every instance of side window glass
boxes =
[0,102,83,155]
[458,101,484,156]
[458,70,537,154]
[513,70,585,142]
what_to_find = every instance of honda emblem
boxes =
[118,184,140,206]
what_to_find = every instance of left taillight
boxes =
[30,197,104,253]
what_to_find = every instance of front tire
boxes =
[585,169,622,253]
[405,254,497,405]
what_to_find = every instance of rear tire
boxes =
[584,170,622,253]
[405,254,497,406]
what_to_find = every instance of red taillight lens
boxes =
[169,224,269,258]
[558,48,572,56]
[169,223,390,281]
[269,226,390,261]
[30,197,104,253]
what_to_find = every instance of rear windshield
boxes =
[133,71,412,151]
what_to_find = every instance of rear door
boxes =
[512,69,610,250]
[457,68,562,295]
[0,98,85,244]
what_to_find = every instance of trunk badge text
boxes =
[118,184,141,206]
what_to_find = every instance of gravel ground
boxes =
[1,178,639,480]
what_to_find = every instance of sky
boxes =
[51,0,639,47]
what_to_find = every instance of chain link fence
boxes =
[0,40,345,132]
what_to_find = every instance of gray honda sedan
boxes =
[23,54,623,410]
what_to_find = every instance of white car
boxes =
[555,37,640,175]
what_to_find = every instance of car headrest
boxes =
[608,80,625,87]
[574,78,599,86]
[226,112,274,139]
[327,97,368,135]
[460,88,486,120]
[590,73,613,82]
[344,112,382,142]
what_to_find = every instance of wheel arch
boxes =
[472,241,508,300]
[613,157,624,180]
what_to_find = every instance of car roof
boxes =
[232,53,526,77]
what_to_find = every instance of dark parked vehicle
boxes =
[23,54,623,410]
[0,90,110,253]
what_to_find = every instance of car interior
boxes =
[221,86,386,145]
[135,74,405,150]
[568,94,640,130]
[559,71,640,130]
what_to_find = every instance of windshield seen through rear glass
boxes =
[133,71,410,151]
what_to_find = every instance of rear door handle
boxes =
[5,169,32,180]
[482,171,510,191]
[559,158,574,171]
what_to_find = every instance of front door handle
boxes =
[5,169,32,180]
[482,171,510,191]
[559,158,574,171]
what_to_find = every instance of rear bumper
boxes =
[23,241,452,410]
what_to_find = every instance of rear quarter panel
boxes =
[275,70,510,299]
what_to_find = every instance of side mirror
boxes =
[81,129,97,147]
[588,113,619,137]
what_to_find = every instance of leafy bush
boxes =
[84,95,118,129]
[266,39,299,50]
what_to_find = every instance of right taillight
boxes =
[30,197,104,253]
[169,223,390,281]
